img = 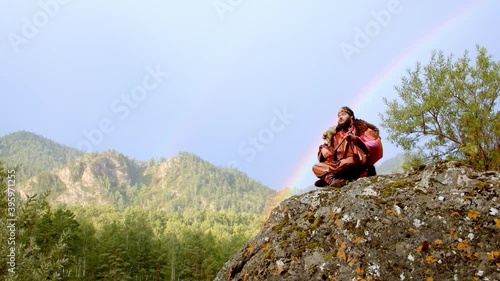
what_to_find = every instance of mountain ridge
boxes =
[2,130,277,215]
[17,150,277,214]
[0,130,85,181]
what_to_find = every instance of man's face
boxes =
[337,111,352,128]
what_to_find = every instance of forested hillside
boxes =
[1,177,262,280]
[376,153,404,174]
[1,131,281,280]
[0,131,84,181]
[17,149,275,215]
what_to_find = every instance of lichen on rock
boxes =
[215,161,500,281]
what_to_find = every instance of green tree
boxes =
[97,222,131,280]
[0,167,73,281]
[381,45,500,170]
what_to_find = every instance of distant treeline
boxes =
[1,164,263,280]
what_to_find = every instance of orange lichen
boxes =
[352,237,366,243]
[425,255,438,263]
[356,266,364,275]
[467,209,479,220]
[246,240,257,255]
[337,249,347,261]
[488,250,500,260]
[456,240,471,252]
[417,245,423,253]
[495,219,500,228]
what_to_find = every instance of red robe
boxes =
[313,119,383,180]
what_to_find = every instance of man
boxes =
[312,106,383,187]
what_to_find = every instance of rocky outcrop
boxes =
[215,161,500,280]
[18,151,138,205]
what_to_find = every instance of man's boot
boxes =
[329,178,347,188]
[315,174,334,187]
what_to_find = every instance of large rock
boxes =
[215,161,500,280]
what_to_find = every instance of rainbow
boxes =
[280,0,485,196]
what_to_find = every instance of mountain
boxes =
[0,131,84,181]
[376,153,404,174]
[10,132,277,215]
[19,149,142,206]
[0,131,281,280]
[18,151,276,214]
[135,152,276,214]
[215,161,500,280]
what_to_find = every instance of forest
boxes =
[0,166,268,281]
[0,132,278,280]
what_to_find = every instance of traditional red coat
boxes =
[319,119,383,167]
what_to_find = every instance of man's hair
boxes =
[339,106,355,120]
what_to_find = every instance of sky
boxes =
[1,0,499,191]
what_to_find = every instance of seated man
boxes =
[312,106,382,187]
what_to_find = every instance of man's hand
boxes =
[321,147,333,158]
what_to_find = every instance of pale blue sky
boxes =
[1,0,499,190]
